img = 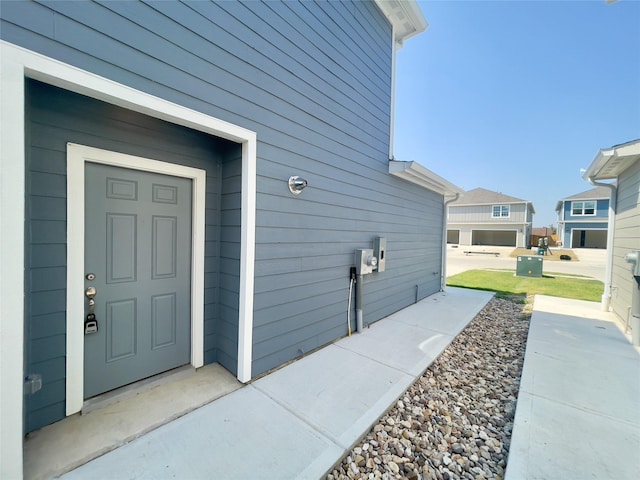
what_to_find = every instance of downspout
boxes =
[388,27,397,160]
[441,193,460,291]
[586,177,616,311]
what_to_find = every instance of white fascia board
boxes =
[374,0,428,47]
[389,160,463,196]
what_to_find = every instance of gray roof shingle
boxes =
[450,187,528,205]
[561,185,613,201]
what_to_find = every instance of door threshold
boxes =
[82,364,196,415]
[23,363,242,480]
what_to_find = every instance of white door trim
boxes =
[1,41,256,474]
[66,144,207,414]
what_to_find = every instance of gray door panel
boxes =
[84,163,192,398]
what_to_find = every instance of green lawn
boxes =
[446,270,603,302]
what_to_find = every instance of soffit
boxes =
[374,0,428,46]
[584,139,640,180]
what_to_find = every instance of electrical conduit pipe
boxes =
[356,274,364,333]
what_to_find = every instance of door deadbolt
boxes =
[86,273,96,281]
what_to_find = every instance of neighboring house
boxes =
[582,139,640,331]
[0,2,468,476]
[447,188,535,248]
[555,186,611,248]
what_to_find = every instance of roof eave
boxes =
[452,201,532,207]
[389,160,463,196]
[374,0,428,47]
[583,139,640,181]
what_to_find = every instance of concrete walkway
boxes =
[55,290,640,480]
[506,295,640,480]
[59,287,492,480]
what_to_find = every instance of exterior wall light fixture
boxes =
[288,176,308,195]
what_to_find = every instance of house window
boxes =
[571,201,596,216]
[492,205,510,218]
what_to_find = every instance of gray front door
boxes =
[84,162,192,398]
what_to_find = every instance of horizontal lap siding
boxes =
[448,203,527,224]
[563,199,609,220]
[216,148,242,374]
[611,161,640,323]
[2,1,445,379]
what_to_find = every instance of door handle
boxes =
[85,287,98,334]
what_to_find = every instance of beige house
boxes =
[447,188,535,248]
[582,139,640,335]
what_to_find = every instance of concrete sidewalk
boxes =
[506,295,640,480]
[59,287,493,480]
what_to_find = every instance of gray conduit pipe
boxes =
[347,276,354,336]
[356,274,364,332]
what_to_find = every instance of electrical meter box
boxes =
[355,249,377,275]
[516,255,543,278]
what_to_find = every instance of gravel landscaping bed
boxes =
[327,295,531,480]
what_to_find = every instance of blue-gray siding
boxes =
[5,0,446,420]
[562,198,609,221]
[24,79,239,432]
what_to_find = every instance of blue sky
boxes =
[393,0,640,227]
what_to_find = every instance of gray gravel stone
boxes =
[327,296,530,480]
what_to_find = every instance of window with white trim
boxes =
[571,201,596,216]
[492,205,510,218]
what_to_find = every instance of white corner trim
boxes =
[66,144,208,415]
[1,39,257,450]
[237,138,257,383]
[0,43,26,480]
